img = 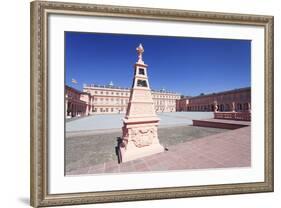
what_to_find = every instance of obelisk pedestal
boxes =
[119,44,164,163]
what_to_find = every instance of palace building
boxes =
[176,87,251,112]
[65,85,91,117]
[83,83,181,114]
[66,84,251,118]
[65,82,181,117]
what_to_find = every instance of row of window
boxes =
[153,95,180,99]
[92,107,125,113]
[66,91,80,100]
[155,108,175,112]
[86,90,179,99]
[186,103,250,111]
[154,100,176,105]
[88,90,129,96]
[94,96,178,102]
[93,98,129,103]
[92,98,176,105]
[91,107,175,113]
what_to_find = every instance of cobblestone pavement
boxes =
[65,125,227,174]
[67,126,250,175]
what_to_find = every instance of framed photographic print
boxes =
[30,1,274,207]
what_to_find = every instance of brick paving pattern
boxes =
[67,126,250,175]
[65,125,227,173]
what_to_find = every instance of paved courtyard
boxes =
[66,125,228,174]
[67,126,250,175]
[66,112,214,133]
[65,112,251,175]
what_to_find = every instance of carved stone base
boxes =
[119,142,164,163]
[119,119,164,163]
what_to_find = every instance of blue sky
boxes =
[65,32,251,96]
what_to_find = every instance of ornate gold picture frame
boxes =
[30,1,273,207]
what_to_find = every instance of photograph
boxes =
[30,1,273,206]
[65,32,251,176]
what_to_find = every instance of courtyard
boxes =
[65,112,251,175]
[66,112,214,133]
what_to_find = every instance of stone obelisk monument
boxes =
[119,44,164,162]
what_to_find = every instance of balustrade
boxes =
[214,112,251,121]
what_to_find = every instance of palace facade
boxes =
[65,85,91,117]
[83,83,181,114]
[176,87,251,112]
[65,83,181,117]
[66,84,251,118]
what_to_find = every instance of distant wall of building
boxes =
[65,86,90,117]
[66,85,251,117]
[83,84,181,114]
[65,84,181,117]
[176,87,251,112]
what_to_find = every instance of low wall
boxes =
[214,112,251,121]
[193,120,249,130]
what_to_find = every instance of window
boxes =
[111,108,114,112]
[137,79,148,87]
[244,103,249,111]
[100,91,103,94]
[139,68,145,75]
